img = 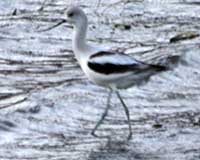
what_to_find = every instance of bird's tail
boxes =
[164,55,182,70]
[151,54,182,72]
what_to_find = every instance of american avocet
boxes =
[66,6,173,140]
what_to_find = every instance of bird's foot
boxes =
[127,132,132,141]
[91,131,98,137]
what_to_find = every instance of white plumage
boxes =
[89,52,138,65]
[66,6,171,140]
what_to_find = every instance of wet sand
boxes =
[0,0,200,159]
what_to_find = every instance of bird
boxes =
[65,6,177,140]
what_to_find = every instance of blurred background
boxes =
[0,0,200,159]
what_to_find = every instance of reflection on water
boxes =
[0,0,200,159]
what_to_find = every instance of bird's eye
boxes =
[68,12,74,17]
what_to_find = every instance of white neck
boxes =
[72,18,88,56]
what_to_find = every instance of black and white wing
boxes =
[87,51,167,75]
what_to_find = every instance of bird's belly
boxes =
[81,64,109,86]
[82,63,134,89]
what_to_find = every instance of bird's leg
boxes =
[91,90,112,137]
[116,91,132,140]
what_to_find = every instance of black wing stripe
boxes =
[89,51,116,59]
[88,51,168,75]
[88,62,140,75]
[88,62,168,75]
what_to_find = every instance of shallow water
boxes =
[0,0,200,160]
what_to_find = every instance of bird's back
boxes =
[85,50,173,89]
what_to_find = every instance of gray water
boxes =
[0,0,200,159]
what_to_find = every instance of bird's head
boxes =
[66,6,87,27]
